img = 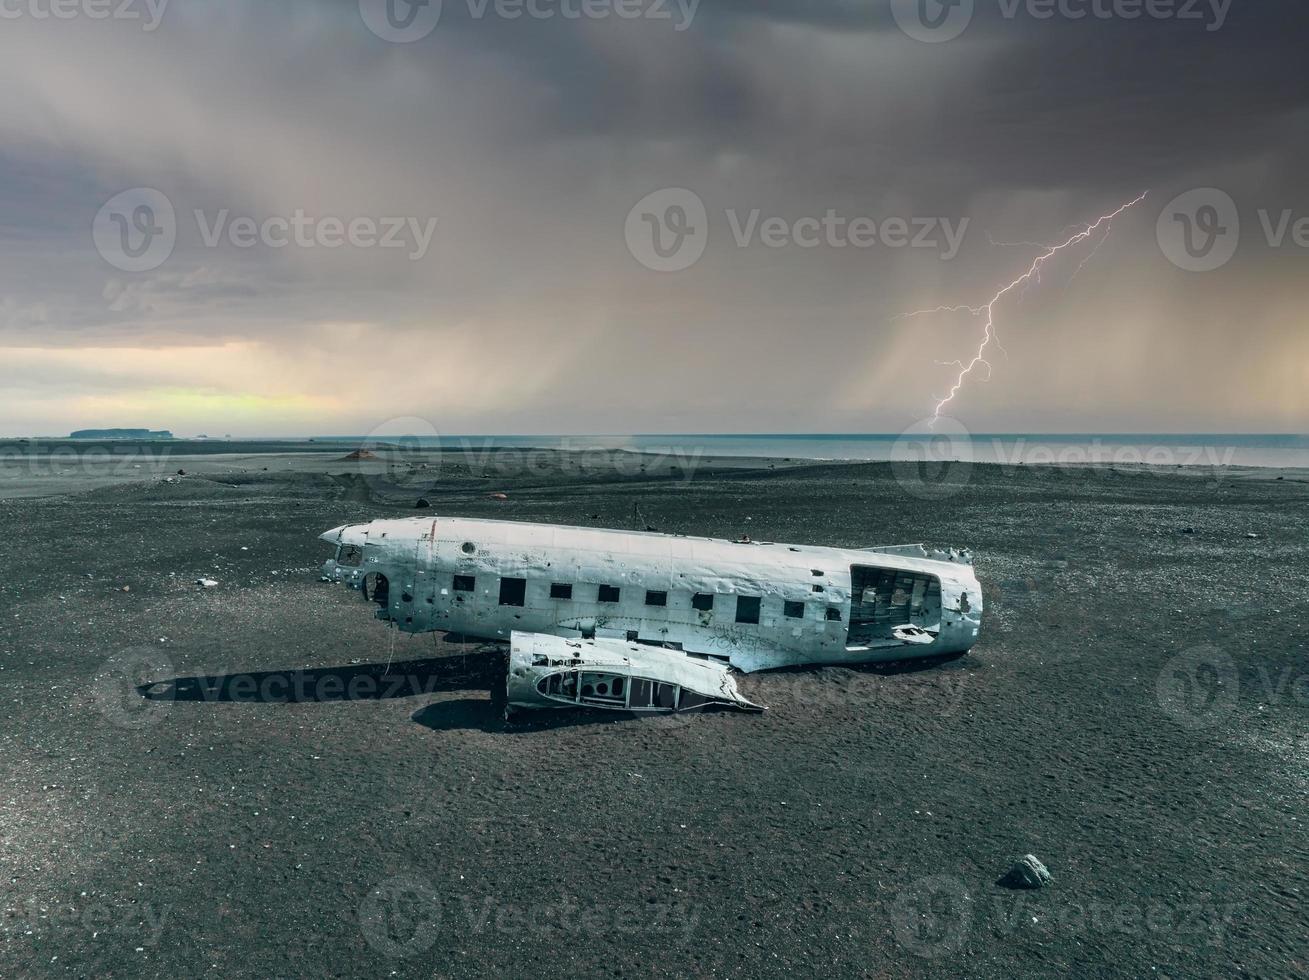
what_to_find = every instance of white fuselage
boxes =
[319,517,983,672]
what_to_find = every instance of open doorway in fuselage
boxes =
[846,565,941,649]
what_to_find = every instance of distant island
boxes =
[69,429,174,440]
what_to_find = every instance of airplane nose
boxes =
[320,522,369,551]
[320,525,347,545]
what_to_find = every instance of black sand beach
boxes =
[1,445,1305,978]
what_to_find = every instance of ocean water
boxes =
[323,433,1309,470]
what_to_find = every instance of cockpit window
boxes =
[337,544,363,568]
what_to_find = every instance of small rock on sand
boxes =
[998,854,1051,889]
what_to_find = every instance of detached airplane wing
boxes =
[504,631,765,717]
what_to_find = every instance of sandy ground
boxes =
[1,445,1306,978]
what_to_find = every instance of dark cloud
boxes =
[0,0,1302,434]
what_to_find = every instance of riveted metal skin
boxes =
[319,516,983,673]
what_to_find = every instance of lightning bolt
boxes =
[904,191,1149,424]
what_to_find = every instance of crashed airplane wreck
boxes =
[320,517,982,717]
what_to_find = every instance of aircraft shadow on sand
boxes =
[137,651,501,705]
[135,649,967,733]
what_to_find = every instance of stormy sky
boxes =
[0,0,1305,437]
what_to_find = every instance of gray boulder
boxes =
[998,854,1051,889]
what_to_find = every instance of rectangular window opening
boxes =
[499,577,527,607]
[692,593,714,612]
[644,590,668,607]
[453,575,475,593]
[549,583,573,600]
[598,584,620,603]
[784,600,805,619]
[735,595,761,625]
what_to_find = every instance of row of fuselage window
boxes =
[449,574,842,623]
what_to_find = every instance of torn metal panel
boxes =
[862,543,974,565]
[506,631,764,715]
[318,516,983,672]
